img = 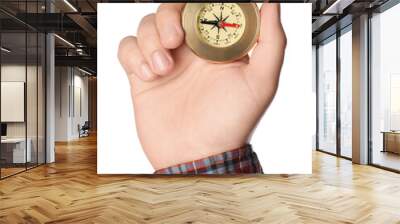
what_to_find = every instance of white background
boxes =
[98,3,312,174]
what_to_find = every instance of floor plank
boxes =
[1,134,400,223]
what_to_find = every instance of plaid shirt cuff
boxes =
[154,144,263,174]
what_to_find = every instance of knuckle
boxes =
[156,4,171,18]
[138,13,155,30]
[118,36,134,60]
[155,8,166,26]
[119,36,133,48]
[137,14,156,41]
[156,4,166,14]
[281,32,287,49]
[276,28,287,49]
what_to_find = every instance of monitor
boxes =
[1,123,7,137]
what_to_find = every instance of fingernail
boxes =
[140,63,153,80]
[151,50,171,73]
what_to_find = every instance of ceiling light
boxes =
[76,48,85,55]
[63,0,78,12]
[78,67,93,76]
[54,34,75,48]
[1,47,11,53]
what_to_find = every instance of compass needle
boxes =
[213,13,219,21]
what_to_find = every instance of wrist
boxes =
[142,140,249,170]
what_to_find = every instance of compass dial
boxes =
[197,3,246,48]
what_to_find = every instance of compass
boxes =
[182,3,260,62]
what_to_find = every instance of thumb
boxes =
[244,3,286,98]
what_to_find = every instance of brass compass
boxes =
[182,3,260,62]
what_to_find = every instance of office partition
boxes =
[317,35,337,155]
[370,3,400,171]
[316,25,353,159]
[0,1,47,179]
[339,27,353,159]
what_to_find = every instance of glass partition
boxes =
[0,1,46,179]
[339,28,352,158]
[317,36,337,154]
[371,3,400,171]
[27,31,38,169]
[1,31,28,178]
[38,32,45,165]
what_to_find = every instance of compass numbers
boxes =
[197,3,246,48]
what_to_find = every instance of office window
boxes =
[318,36,337,154]
[339,29,352,158]
[371,3,400,171]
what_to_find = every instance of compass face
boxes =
[197,3,246,48]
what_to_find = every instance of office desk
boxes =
[1,138,31,163]
[382,131,400,154]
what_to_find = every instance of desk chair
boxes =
[79,121,90,138]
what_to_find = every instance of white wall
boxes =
[55,67,70,141]
[1,63,46,163]
[55,67,89,141]
[1,65,38,138]
[1,82,25,122]
[73,73,89,137]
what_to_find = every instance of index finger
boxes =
[156,3,185,49]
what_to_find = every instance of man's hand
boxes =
[118,3,286,170]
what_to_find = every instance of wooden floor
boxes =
[1,163,44,178]
[0,167,26,178]
[1,134,400,223]
[372,150,400,171]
